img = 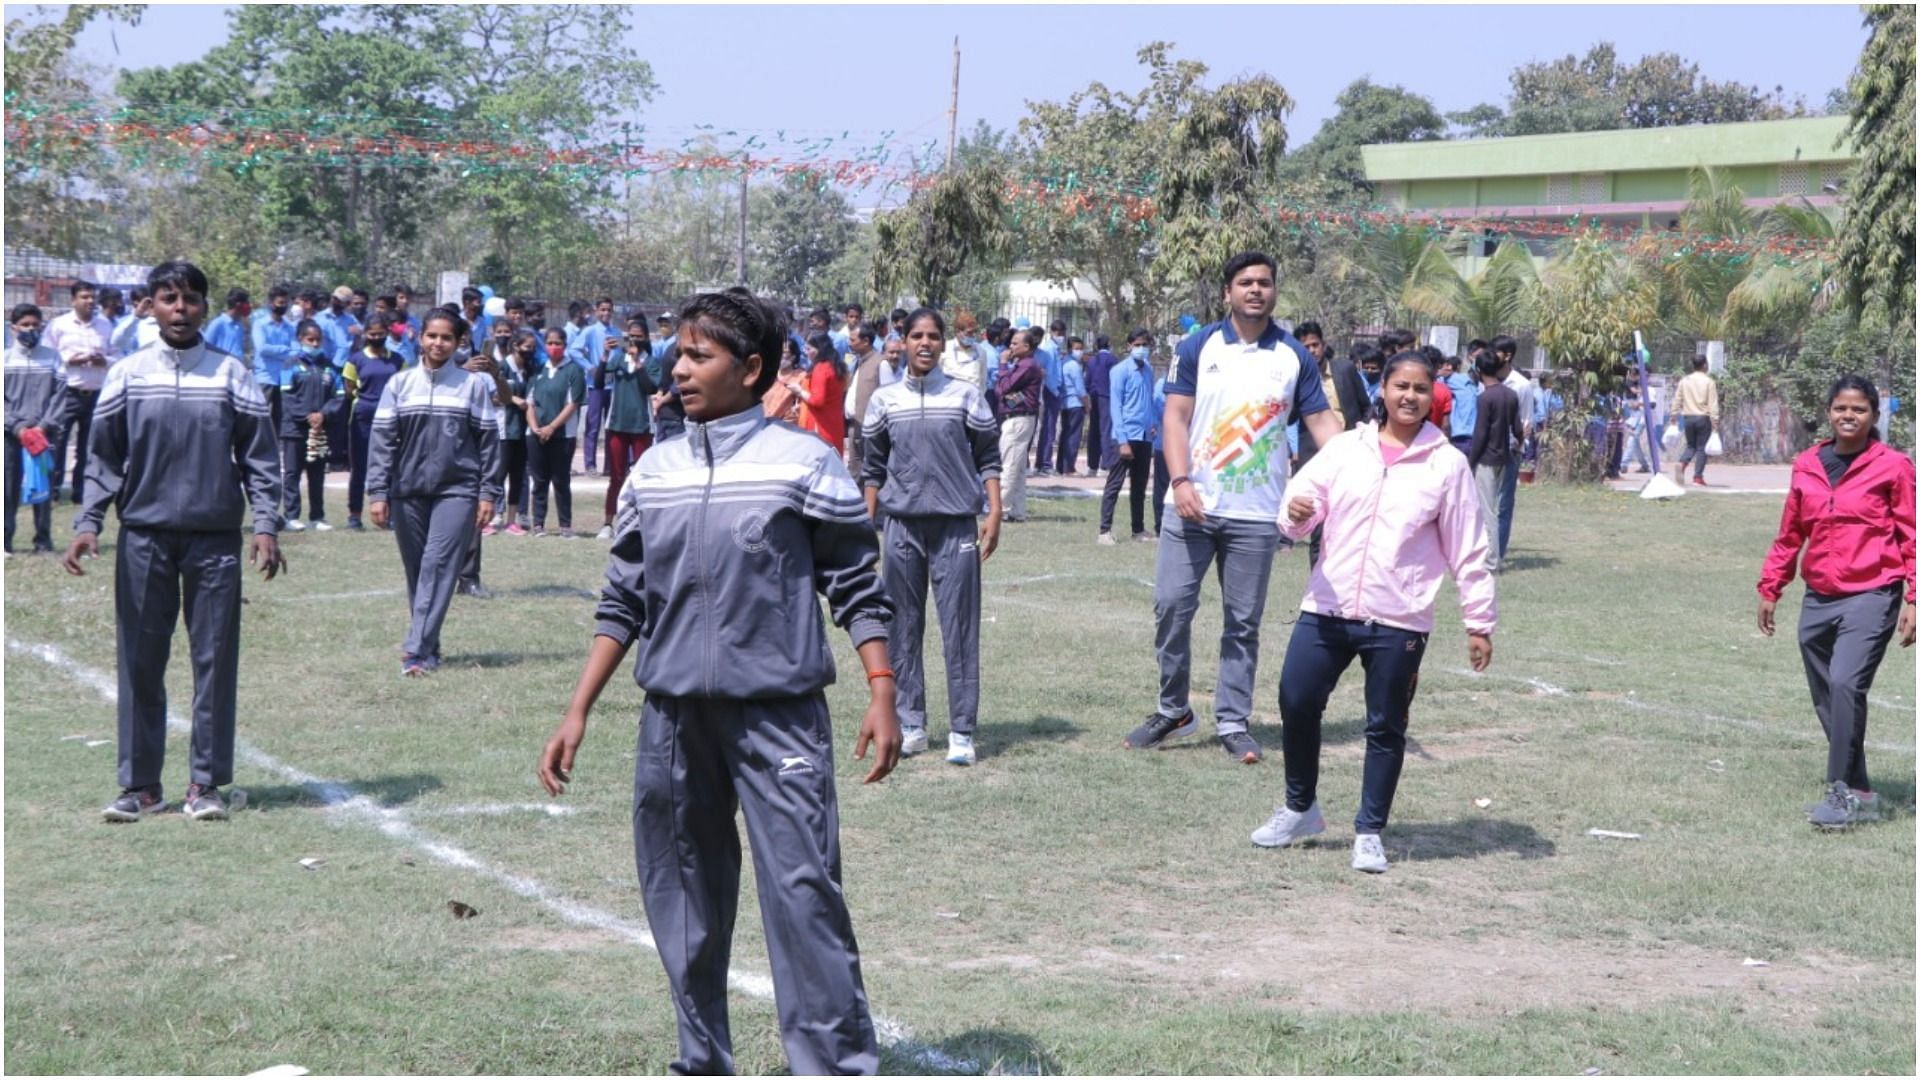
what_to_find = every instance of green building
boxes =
[1360,116,1854,272]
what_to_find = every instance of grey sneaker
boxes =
[1252,802,1326,848]
[1352,833,1389,873]
[1096,532,1118,546]
[900,727,929,757]
[182,784,229,821]
[1219,730,1264,764]
[103,786,165,823]
[1810,781,1857,830]
[1123,710,1197,750]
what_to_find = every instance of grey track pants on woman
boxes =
[883,514,981,736]
[1799,585,1902,790]
[390,495,475,662]
[634,692,878,1076]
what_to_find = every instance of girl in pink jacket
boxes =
[1251,349,1498,873]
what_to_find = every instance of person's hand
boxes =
[466,354,497,375]
[1286,494,1317,525]
[1117,442,1133,461]
[853,685,900,784]
[1173,481,1204,523]
[63,533,98,576]
[308,412,323,429]
[475,499,495,530]
[978,513,1001,562]
[250,533,285,581]
[1757,598,1777,638]
[538,711,588,796]
[369,500,390,529]
[1467,633,1493,672]
[1900,602,1915,648]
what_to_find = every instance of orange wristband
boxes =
[865,668,894,682]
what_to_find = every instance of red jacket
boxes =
[1758,439,1915,603]
[1430,378,1453,432]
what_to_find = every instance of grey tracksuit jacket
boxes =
[859,367,1001,516]
[5,342,69,438]
[364,362,504,504]
[596,407,891,698]
[75,338,282,537]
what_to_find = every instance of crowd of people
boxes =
[3,249,1911,1076]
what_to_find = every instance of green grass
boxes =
[5,481,1913,1074]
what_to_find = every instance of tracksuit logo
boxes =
[778,756,814,777]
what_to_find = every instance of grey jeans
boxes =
[1473,463,1504,571]
[1152,512,1281,734]
[1799,585,1902,790]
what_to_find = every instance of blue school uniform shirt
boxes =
[1444,370,1479,439]
[1151,375,1168,452]
[1036,338,1064,396]
[251,313,298,389]
[1061,356,1087,410]
[1110,355,1155,443]
[204,313,249,362]
[314,309,359,368]
[390,313,422,365]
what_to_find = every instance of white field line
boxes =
[409,803,580,819]
[282,588,406,603]
[1441,665,1913,756]
[994,571,1155,589]
[9,638,988,1076]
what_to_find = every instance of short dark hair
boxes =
[1294,320,1323,341]
[423,308,469,342]
[890,307,909,324]
[1221,251,1277,288]
[1465,338,1488,354]
[1127,327,1151,345]
[461,286,483,305]
[351,287,369,302]
[505,297,528,313]
[10,302,43,324]
[1489,334,1518,358]
[677,287,788,400]
[1350,342,1385,371]
[69,280,96,299]
[1692,355,1710,371]
[852,323,876,346]
[1067,336,1084,350]
[1477,352,1505,378]
[225,287,251,310]
[268,284,292,302]
[147,260,209,298]
[1049,318,1067,334]
[808,307,831,326]
[1094,334,1111,351]
[597,296,614,307]
[1417,344,1445,367]
[128,285,150,304]
[98,287,123,308]
[1380,328,1417,353]
[844,303,864,317]
[392,283,412,296]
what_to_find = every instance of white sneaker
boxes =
[1132,531,1156,543]
[595,525,613,540]
[1096,532,1117,546]
[1251,802,1325,848]
[1352,833,1389,873]
[946,732,975,766]
[900,727,929,756]
[311,520,333,532]
[282,519,306,532]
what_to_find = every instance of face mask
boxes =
[545,344,567,362]
[960,335,976,347]
[302,347,326,362]
[15,329,40,349]
[1129,346,1149,363]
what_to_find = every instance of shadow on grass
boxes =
[241,772,444,810]
[1393,816,1556,862]
[882,1027,1060,1075]
[1500,553,1561,572]
[440,649,580,669]
[976,714,1082,758]
[497,583,600,601]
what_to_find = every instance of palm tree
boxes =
[1337,224,1466,329]
[1404,236,1541,341]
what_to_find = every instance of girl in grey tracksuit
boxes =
[539,288,898,1077]
[861,307,1003,764]
[364,310,503,675]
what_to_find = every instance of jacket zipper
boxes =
[1352,456,1388,623]
[697,422,716,697]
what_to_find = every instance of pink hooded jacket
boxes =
[1280,422,1498,636]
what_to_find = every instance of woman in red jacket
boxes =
[793,332,847,452]
[1757,375,1916,830]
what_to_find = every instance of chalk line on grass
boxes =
[283,588,406,603]
[410,803,579,819]
[9,638,985,1076]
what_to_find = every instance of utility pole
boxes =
[946,37,960,173]
[736,157,749,287]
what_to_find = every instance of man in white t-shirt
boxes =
[1125,252,1343,764]
[1491,335,1532,566]
[42,280,119,505]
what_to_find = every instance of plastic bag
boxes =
[1660,424,1683,454]
[1705,430,1724,457]
[21,447,51,505]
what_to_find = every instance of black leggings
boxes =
[502,436,529,518]
[527,434,574,528]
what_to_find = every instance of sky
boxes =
[37,3,1871,208]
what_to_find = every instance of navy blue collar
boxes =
[1218,318,1286,350]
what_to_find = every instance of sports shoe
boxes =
[1692,477,1708,487]
[1132,531,1156,543]
[183,784,230,821]
[103,786,165,823]
[1096,532,1117,546]
[1123,710,1197,750]
[1352,833,1388,873]
[946,732,976,766]
[595,525,613,540]
[1219,730,1264,764]
[532,528,548,538]
[558,527,576,539]
[282,518,306,532]
[481,523,497,537]
[457,581,493,600]
[311,520,333,532]
[402,657,431,678]
[346,516,365,531]
[1251,802,1325,848]
[900,727,929,756]
[505,523,528,536]
[1810,780,1857,830]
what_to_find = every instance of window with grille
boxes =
[1544,175,1574,203]
[1579,173,1609,202]
[1819,162,1847,193]
[1376,182,1405,208]
[1778,163,1811,197]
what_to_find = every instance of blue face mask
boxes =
[1129,346,1149,363]
[15,329,40,349]
[302,346,326,363]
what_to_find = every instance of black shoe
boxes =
[103,785,165,822]
[346,516,364,531]
[1219,730,1264,764]
[457,581,493,600]
[183,784,230,821]
[31,542,53,555]
[1123,710,1197,750]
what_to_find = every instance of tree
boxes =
[1334,226,1465,329]
[749,173,854,305]
[1282,79,1447,196]
[1530,231,1659,481]
[870,162,1011,310]
[1835,4,1915,329]
[1450,42,1796,138]
[1406,237,1543,343]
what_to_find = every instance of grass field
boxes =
[4,477,1914,1075]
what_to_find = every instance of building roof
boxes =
[1362,116,1854,182]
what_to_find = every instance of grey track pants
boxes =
[391,495,475,661]
[115,527,243,791]
[1799,585,1902,790]
[634,693,878,1076]
[883,514,981,735]
[1152,513,1280,735]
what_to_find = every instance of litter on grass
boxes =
[298,857,325,871]
[1473,798,1493,809]
[1742,957,1771,968]
[1587,829,1643,840]
[84,739,109,748]
[1706,760,1726,773]
[446,900,480,920]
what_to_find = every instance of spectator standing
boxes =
[794,333,848,452]
[1056,336,1088,475]
[4,303,66,554]
[597,316,659,540]
[43,280,117,505]
[1466,352,1523,573]
[991,328,1044,523]
[1098,330,1156,545]
[343,316,406,531]
[525,326,586,537]
[1085,334,1118,476]
[1671,355,1720,487]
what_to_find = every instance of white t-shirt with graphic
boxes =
[1165,320,1329,522]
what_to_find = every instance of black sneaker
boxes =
[103,786,165,822]
[183,784,230,821]
[1219,730,1264,764]
[457,581,493,600]
[346,515,365,531]
[1123,710,1198,750]
[1809,780,1856,830]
